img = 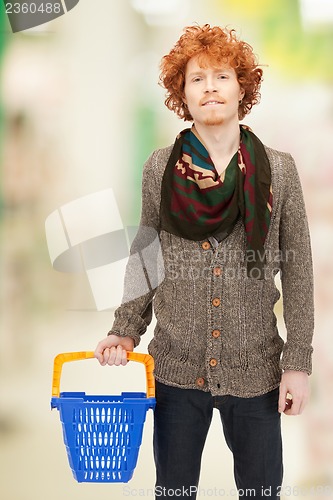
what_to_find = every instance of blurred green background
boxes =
[0,1,332,499]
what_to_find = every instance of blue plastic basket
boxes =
[51,351,155,483]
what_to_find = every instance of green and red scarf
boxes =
[160,125,273,279]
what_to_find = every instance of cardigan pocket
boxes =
[240,277,284,367]
[240,278,265,368]
[152,279,194,362]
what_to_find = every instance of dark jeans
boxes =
[153,381,283,499]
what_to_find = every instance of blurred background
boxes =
[0,0,332,499]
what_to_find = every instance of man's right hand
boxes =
[94,334,134,366]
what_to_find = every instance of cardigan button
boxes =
[201,241,211,250]
[212,298,221,307]
[213,267,222,277]
[212,329,221,338]
[196,377,205,387]
[209,358,218,367]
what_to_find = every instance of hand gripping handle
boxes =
[51,351,155,399]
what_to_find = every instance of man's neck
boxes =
[193,121,240,158]
[192,121,241,175]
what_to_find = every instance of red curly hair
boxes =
[159,24,263,121]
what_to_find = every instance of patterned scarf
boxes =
[160,125,273,279]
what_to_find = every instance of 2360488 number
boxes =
[277,485,333,496]
[5,3,62,14]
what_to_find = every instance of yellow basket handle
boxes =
[51,351,155,399]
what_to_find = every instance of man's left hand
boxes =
[278,370,310,415]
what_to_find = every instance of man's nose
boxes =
[204,77,218,93]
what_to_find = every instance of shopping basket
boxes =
[51,351,155,483]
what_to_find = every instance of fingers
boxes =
[94,339,111,365]
[283,398,296,416]
[284,394,309,416]
[94,334,134,369]
[278,384,301,415]
[279,385,301,415]
[94,342,129,367]
[278,390,308,416]
[283,397,302,416]
[283,398,292,413]
[278,387,287,414]
[94,342,107,365]
[106,345,128,366]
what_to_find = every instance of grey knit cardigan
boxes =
[109,144,314,397]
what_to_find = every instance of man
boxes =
[95,25,314,499]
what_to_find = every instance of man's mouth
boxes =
[202,100,223,106]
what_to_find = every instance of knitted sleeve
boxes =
[279,154,314,374]
[107,149,163,347]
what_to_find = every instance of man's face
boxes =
[183,55,245,127]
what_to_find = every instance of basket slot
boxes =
[82,470,124,482]
[78,448,130,470]
[75,428,132,447]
